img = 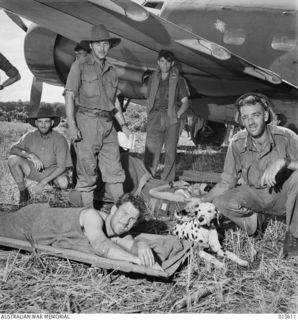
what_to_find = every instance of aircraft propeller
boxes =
[4,10,28,32]
[30,77,44,113]
[4,10,43,113]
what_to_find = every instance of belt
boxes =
[78,107,113,120]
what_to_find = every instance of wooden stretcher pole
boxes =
[0,236,169,278]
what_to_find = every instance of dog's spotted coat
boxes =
[171,201,249,268]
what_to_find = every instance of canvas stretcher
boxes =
[0,234,192,279]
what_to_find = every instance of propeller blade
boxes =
[29,77,43,114]
[4,10,28,32]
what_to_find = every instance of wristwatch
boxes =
[0,85,4,90]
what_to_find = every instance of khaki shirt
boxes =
[65,54,118,111]
[11,130,72,169]
[221,125,298,188]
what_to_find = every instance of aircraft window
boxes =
[271,34,297,51]
[223,29,246,46]
[143,1,164,9]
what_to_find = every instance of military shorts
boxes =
[27,161,66,183]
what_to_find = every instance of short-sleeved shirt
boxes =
[65,54,118,111]
[0,53,19,78]
[147,74,189,110]
[11,129,72,169]
[221,125,298,188]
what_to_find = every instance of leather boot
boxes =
[283,231,298,258]
[19,188,30,206]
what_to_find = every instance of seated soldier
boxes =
[185,93,298,258]
[0,194,187,269]
[8,104,72,204]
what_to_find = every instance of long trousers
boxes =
[213,171,298,237]
[144,110,180,182]
[74,113,125,204]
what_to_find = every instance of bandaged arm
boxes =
[80,209,141,264]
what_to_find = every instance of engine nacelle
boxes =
[24,25,148,99]
[24,25,67,86]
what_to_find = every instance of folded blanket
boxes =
[135,233,192,276]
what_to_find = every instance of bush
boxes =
[125,103,147,132]
[0,101,66,122]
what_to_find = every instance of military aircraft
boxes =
[0,0,297,145]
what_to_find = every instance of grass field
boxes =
[0,119,297,314]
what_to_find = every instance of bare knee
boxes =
[8,155,22,167]
[8,155,30,177]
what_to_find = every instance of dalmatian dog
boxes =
[172,200,249,268]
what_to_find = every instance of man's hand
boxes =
[31,181,47,194]
[27,154,44,171]
[69,124,82,142]
[122,125,131,138]
[136,241,155,267]
[260,158,286,187]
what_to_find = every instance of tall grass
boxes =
[0,120,297,314]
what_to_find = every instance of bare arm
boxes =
[1,72,21,89]
[65,90,82,141]
[177,96,189,119]
[184,181,231,212]
[112,235,155,267]
[80,209,141,264]
[149,182,188,202]
[10,146,44,171]
[10,145,36,159]
[114,96,131,137]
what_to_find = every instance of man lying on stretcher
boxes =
[0,194,161,268]
[0,193,191,273]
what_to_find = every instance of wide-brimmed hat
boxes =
[26,104,60,128]
[83,24,121,48]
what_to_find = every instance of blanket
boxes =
[0,203,192,278]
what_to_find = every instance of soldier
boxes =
[65,25,130,207]
[185,93,298,258]
[144,49,190,182]
[74,41,91,61]
[8,105,72,204]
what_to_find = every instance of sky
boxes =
[0,10,64,103]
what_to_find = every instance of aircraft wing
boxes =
[1,0,297,99]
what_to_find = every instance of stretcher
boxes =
[0,234,191,279]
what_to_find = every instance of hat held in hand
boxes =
[27,104,60,128]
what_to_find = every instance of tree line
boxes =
[0,101,66,122]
